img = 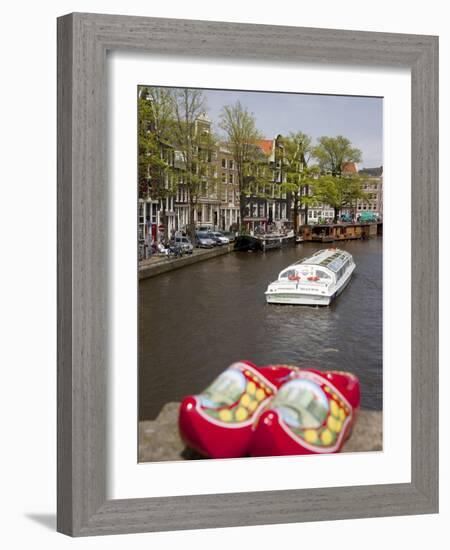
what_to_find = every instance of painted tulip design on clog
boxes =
[178,361,297,459]
[249,368,360,457]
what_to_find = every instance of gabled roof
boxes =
[341,162,358,174]
[257,139,274,156]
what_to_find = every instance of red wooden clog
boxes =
[249,368,360,456]
[178,361,296,459]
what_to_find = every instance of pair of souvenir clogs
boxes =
[178,361,360,459]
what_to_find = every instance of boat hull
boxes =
[234,234,295,252]
[265,264,354,306]
[265,292,332,306]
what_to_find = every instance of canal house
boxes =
[242,136,292,233]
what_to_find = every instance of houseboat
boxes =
[265,248,355,306]
[298,222,381,243]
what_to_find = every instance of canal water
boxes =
[139,238,383,420]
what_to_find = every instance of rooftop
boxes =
[341,162,358,174]
[292,248,353,273]
[256,139,274,156]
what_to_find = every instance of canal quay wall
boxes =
[139,403,382,462]
[139,244,233,280]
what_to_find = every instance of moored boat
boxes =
[265,248,355,306]
[234,231,295,252]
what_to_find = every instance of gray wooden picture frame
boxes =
[57,12,439,537]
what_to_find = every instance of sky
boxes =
[197,88,383,169]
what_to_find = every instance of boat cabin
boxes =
[277,249,353,286]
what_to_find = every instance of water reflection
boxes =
[139,238,382,420]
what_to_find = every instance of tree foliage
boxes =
[312,173,367,222]
[139,85,369,237]
[312,135,362,176]
[138,86,180,240]
[171,88,217,239]
[219,101,263,230]
[138,87,175,195]
[280,132,318,229]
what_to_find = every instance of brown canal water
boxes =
[139,238,382,420]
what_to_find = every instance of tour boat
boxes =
[265,248,355,306]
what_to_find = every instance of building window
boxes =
[221,158,227,168]
[222,173,226,184]
[229,160,234,170]
[229,173,233,184]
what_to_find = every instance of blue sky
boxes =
[199,89,383,169]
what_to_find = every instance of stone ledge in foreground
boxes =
[139,402,383,463]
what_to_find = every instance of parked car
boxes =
[222,231,236,243]
[172,235,193,254]
[195,231,216,248]
[209,231,230,245]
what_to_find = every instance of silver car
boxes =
[173,235,193,254]
[210,231,230,245]
[196,232,216,248]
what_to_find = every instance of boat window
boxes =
[315,270,330,279]
[280,269,297,279]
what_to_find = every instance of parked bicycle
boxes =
[165,243,184,259]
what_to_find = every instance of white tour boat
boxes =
[265,248,356,305]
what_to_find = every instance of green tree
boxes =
[312,173,367,223]
[138,86,176,240]
[280,132,319,231]
[312,136,362,177]
[171,89,216,241]
[219,102,263,231]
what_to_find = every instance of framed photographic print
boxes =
[57,12,438,536]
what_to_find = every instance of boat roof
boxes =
[289,248,353,274]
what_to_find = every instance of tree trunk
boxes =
[159,150,169,242]
[188,200,196,244]
[161,200,169,244]
[302,184,310,226]
[334,208,340,224]
[238,169,246,234]
[239,193,246,234]
[293,193,299,234]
